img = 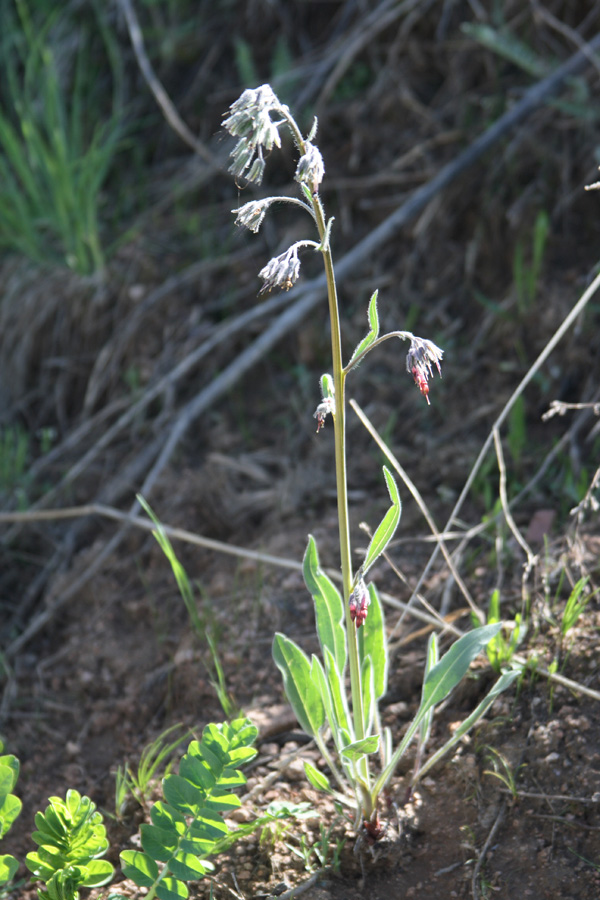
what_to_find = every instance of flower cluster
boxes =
[223,85,286,185]
[258,245,301,293]
[406,336,443,405]
[348,578,370,628]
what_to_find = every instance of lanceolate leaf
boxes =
[303,535,346,675]
[420,624,502,714]
[362,468,401,576]
[413,669,520,785]
[349,290,379,365]
[361,655,375,735]
[323,647,352,738]
[373,624,503,798]
[273,633,325,736]
[358,584,387,699]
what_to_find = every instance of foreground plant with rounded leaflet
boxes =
[225,84,517,837]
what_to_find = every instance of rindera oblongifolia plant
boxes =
[224,85,517,840]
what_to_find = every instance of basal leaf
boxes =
[358,583,387,699]
[120,850,159,888]
[361,654,375,735]
[362,468,401,575]
[323,647,352,738]
[273,633,324,736]
[303,535,346,675]
[421,624,502,715]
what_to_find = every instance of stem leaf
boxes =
[341,736,380,762]
[349,290,379,365]
[362,467,401,576]
[273,633,325,736]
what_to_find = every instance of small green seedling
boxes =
[25,789,114,900]
[561,577,593,638]
[483,589,525,673]
[115,723,190,816]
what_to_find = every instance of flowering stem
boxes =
[311,194,367,765]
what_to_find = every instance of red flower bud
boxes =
[349,579,370,628]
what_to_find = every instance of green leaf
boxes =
[78,859,114,887]
[362,468,401,575]
[156,875,189,900]
[0,756,19,793]
[358,584,387,699]
[421,624,502,715]
[150,801,186,835]
[188,809,229,842]
[273,633,324,736]
[168,852,211,881]
[162,774,203,817]
[120,850,159,887]
[0,793,22,837]
[349,290,379,365]
[310,656,342,746]
[323,648,352,739]
[0,854,18,886]
[303,761,331,793]
[303,535,346,675]
[361,654,375,734]
[341,736,380,761]
[414,669,520,784]
[141,823,180,862]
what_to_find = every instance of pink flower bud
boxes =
[349,579,370,628]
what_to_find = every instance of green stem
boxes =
[311,194,366,756]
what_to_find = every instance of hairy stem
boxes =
[311,194,366,760]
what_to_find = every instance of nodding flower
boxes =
[349,578,370,628]
[223,85,287,185]
[295,142,325,194]
[258,245,301,294]
[405,336,443,405]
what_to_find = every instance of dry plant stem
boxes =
[492,428,534,562]
[471,801,507,900]
[117,0,220,168]
[409,265,600,614]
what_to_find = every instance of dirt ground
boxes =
[1,2,600,900]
